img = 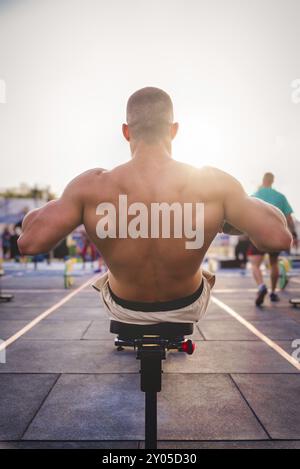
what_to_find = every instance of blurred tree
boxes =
[0,183,56,200]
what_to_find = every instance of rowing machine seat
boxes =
[110,320,194,338]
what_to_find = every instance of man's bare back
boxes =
[82,160,224,301]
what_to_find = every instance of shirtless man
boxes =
[18,87,292,324]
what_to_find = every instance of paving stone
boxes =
[24,374,145,440]
[207,298,285,321]
[0,320,32,340]
[231,374,300,439]
[199,319,300,341]
[24,320,92,340]
[0,440,139,448]
[154,440,300,449]
[0,307,52,321]
[163,340,296,373]
[0,293,68,308]
[250,319,300,340]
[199,320,256,340]
[270,340,300,362]
[0,374,58,440]
[49,307,108,321]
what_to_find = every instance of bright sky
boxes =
[0,0,299,216]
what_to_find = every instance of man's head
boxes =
[262,172,274,187]
[122,87,178,146]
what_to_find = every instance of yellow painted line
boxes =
[0,275,99,353]
[211,296,300,371]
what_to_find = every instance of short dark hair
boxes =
[263,172,274,185]
[126,87,174,144]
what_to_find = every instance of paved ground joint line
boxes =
[0,275,99,353]
[211,295,300,371]
[80,320,94,340]
[228,374,272,440]
[20,374,61,440]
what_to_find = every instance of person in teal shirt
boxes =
[253,185,293,217]
[248,172,297,306]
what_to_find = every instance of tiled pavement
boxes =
[1,264,300,448]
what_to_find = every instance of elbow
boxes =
[256,231,292,253]
[17,236,31,255]
[17,236,25,255]
[272,231,293,252]
[279,231,293,251]
[17,236,43,256]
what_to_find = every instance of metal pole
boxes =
[145,391,157,449]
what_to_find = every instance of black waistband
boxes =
[108,280,204,312]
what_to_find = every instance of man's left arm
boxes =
[18,177,83,255]
[282,196,297,245]
[285,213,297,246]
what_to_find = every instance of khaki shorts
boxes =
[92,270,215,325]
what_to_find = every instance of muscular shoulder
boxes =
[206,166,245,191]
[192,165,241,195]
[198,165,233,181]
[74,168,107,183]
[171,162,219,180]
[71,168,106,185]
[62,168,107,200]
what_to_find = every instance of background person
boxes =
[10,225,22,261]
[248,172,297,306]
[234,234,250,269]
[1,225,11,259]
[80,229,98,268]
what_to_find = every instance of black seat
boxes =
[110,320,194,338]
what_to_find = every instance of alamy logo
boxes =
[0,79,6,104]
[291,339,300,362]
[95,195,205,249]
[0,340,6,364]
[291,79,300,104]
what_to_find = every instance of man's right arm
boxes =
[218,170,292,252]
